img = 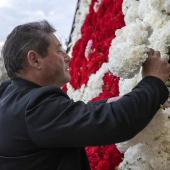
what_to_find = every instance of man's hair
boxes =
[1,20,56,78]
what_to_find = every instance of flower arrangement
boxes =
[108,0,170,169]
[64,0,170,169]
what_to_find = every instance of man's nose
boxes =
[64,53,70,63]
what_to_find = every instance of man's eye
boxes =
[57,47,65,52]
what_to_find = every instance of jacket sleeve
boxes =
[25,76,168,147]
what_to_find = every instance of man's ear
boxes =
[27,50,41,70]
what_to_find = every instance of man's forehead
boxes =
[49,33,62,47]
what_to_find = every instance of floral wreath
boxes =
[63,0,170,169]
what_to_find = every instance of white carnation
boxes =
[143,10,170,29]
[122,0,138,15]
[149,0,170,14]
[149,20,170,61]
[66,83,86,102]
[117,108,170,170]
[138,0,152,20]
[164,0,170,13]
[93,0,102,13]
[122,0,140,25]
[84,40,93,60]
[108,21,152,79]
[118,144,153,170]
[119,72,142,96]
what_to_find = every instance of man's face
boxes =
[40,33,71,87]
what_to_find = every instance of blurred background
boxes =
[0,0,78,50]
[0,0,78,80]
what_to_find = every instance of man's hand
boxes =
[142,49,170,83]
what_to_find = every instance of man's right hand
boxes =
[142,48,170,83]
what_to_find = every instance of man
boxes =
[0,20,170,170]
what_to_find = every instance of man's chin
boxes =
[67,76,71,83]
[64,75,71,84]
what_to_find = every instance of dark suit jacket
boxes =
[0,79,11,97]
[0,77,168,170]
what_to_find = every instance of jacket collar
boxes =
[11,78,41,88]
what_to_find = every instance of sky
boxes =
[0,0,78,50]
